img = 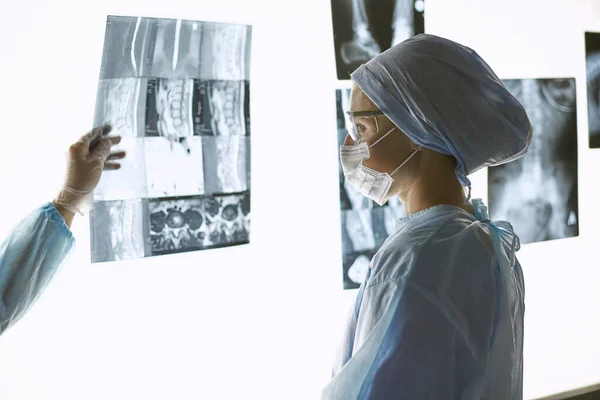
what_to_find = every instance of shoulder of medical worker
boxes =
[368,206,496,287]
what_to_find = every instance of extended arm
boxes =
[0,125,124,336]
[0,203,75,334]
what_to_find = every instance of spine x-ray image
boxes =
[91,199,151,263]
[146,78,195,138]
[202,136,251,194]
[90,15,252,263]
[193,80,250,136]
[488,78,578,245]
[585,32,600,148]
[149,192,250,255]
[336,89,406,289]
[93,78,147,138]
[99,17,251,80]
[146,79,250,138]
[331,0,425,80]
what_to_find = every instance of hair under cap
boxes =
[351,34,532,197]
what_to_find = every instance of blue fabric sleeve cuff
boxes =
[42,202,74,241]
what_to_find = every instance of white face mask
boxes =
[340,127,421,206]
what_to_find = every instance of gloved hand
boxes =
[54,125,126,215]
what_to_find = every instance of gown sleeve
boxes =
[0,202,75,335]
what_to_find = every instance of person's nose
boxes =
[343,134,354,146]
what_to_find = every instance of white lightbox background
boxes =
[0,0,598,399]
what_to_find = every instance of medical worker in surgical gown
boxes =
[323,34,532,399]
[0,126,124,335]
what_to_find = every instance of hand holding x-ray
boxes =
[54,125,126,216]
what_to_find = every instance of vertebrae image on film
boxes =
[90,15,252,263]
[331,0,425,80]
[488,78,578,245]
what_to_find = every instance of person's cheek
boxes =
[363,148,389,172]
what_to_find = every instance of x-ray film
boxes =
[90,199,151,263]
[93,78,147,137]
[99,16,251,80]
[343,250,377,289]
[585,32,600,148]
[488,78,578,245]
[144,137,205,197]
[149,192,250,255]
[193,80,250,136]
[197,22,252,81]
[99,16,155,79]
[202,136,251,194]
[90,15,252,263]
[94,138,148,201]
[331,0,425,80]
[146,78,195,138]
[335,89,405,289]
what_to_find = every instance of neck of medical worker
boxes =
[399,168,473,216]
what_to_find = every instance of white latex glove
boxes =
[54,125,125,215]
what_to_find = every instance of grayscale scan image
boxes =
[488,78,578,245]
[192,80,250,136]
[336,89,406,289]
[148,193,250,255]
[93,78,147,138]
[201,136,251,194]
[90,15,252,263]
[331,0,425,80]
[146,78,195,139]
[585,32,600,148]
[90,199,151,263]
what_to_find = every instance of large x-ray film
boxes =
[488,78,578,245]
[335,89,406,289]
[585,32,600,148]
[331,0,425,80]
[90,16,252,263]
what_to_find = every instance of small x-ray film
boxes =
[331,0,425,80]
[585,32,600,148]
[488,78,578,245]
[90,16,252,263]
[343,250,377,289]
[149,193,250,255]
[335,89,406,289]
[93,78,147,138]
[90,199,151,263]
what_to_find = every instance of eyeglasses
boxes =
[345,110,385,143]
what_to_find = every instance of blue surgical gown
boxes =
[0,203,75,335]
[323,199,524,399]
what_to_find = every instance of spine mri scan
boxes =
[90,16,252,263]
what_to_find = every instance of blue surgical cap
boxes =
[351,34,532,196]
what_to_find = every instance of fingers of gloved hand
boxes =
[107,151,126,161]
[89,124,112,142]
[69,133,91,158]
[108,135,121,145]
[103,162,121,170]
[72,125,112,156]
[89,137,112,162]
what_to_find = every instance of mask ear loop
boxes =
[369,126,397,148]
[388,145,422,177]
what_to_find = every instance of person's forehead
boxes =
[349,83,379,112]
